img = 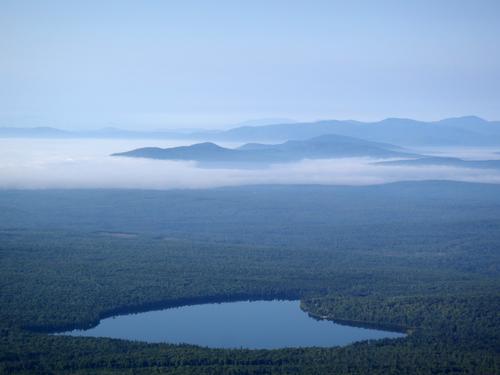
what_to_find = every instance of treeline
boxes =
[0,230,499,374]
[1,328,498,374]
[302,294,500,349]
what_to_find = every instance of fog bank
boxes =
[1,139,500,189]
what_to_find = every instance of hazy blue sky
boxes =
[1,0,499,129]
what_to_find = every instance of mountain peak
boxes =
[189,142,225,150]
[437,115,487,124]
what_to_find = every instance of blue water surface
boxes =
[57,300,405,349]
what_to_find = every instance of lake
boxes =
[56,300,405,349]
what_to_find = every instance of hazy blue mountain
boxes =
[114,142,241,161]
[112,134,418,164]
[207,116,500,146]
[3,116,499,146]
[0,116,500,147]
[376,156,500,170]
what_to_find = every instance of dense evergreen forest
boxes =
[0,181,499,374]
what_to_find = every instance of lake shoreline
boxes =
[48,299,406,349]
[24,293,407,349]
[26,292,301,334]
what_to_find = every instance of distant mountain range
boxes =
[112,134,419,164]
[203,116,500,146]
[2,116,500,147]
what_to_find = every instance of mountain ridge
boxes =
[112,134,419,165]
[2,116,499,146]
[209,116,500,146]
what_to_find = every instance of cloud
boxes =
[1,139,500,189]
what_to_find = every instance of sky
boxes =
[1,0,499,130]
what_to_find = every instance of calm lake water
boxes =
[57,300,405,349]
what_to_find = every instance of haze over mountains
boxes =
[2,126,500,188]
[2,116,500,147]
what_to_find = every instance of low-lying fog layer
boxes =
[1,139,500,189]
